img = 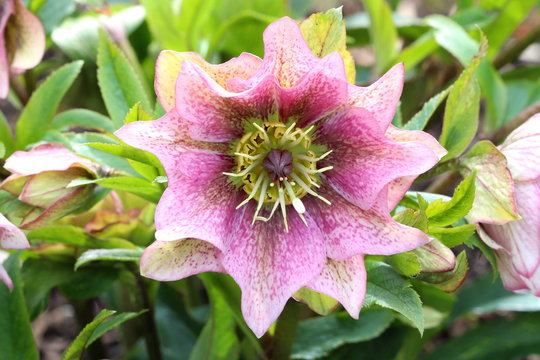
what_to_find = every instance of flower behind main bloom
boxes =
[0,214,29,289]
[116,17,447,337]
[479,114,540,296]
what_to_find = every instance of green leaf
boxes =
[478,59,508,132]
[0,111,14,157]
[52,109,115,133]
[465,233,498,275]
[62,309,116,360]
[75,248,143,270]
[403,87,451,131]
[86,310,147,346]
[0,254,39,360]
[423,313,540,360]
[15,61,83,149]
[60,266,121,300]
[459,140,520,224]
[483,0,537,59]
[27,225,136,249]
[191,275,240,360]
[291,309,394,359]
[69,177,162,203]
[97,31,152,128]
[300,8,356,83]
[361,0,398,74]
[31,0,76,35]
[429,224,477,248]
[84,142,162,169]
[426,172,476,227]
[364,261,424,334]
[438,41,485,161]
[396,33,439,72]
[424,15,478,66]
[418,251,468,293]
[124,102,154,124]
[293,287,339,315]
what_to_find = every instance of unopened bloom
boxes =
[1,143,97,229]
[0,0,45,98]
[117,17,446,336]
[479,114,540,295]
[0,214,29,289]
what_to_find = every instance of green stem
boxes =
[489,100,540,144]
[135,275,163,360]
[71,298,108,360]
[271,300,301,360]
[493,24,540,69]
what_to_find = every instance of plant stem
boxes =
[493,24,540,69]
[135,275,163,360]
[425,170,461,194]
[488,100,540,144]
[271,300,301,360]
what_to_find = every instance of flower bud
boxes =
[1,143,98,229]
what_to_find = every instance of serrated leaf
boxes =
[75,248,143,270]
[418,251,468,293]
[364,261,424,334]
[27,226,136,249]
[0,254,39,360]
[124,102,154,124]
[293,287,339,315]
[84,142,162,169]
[69,177,162,203]
[300,8,355,83]
[393,208,428,233]
[15,61,83,149]
[62,309,116,360]
[426,172,476,227]
[87,310,147,346]
[291,309,394,359]
[97,31,152,128]
[439,40,485,161]
[403,87,451,131]
[459,140,520,224]
[423,313,540,360]
[52,109,115,133]
[429,224,477,248]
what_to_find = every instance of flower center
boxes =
[224,121,332,231]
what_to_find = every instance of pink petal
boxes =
[499,113,540,182]
[0,213,29,249]
[306,254,366,318]
[175,61,278,142]
[317,107,440,210]
[7,0,45,72]
[0,0,14,99]
[306,185,430,260]
[4,143,95,176]
[220,202,326,338]
[140,239,224,281]
[348,63,404,131]
[247,16,322,88]
[494,252,529,293]
[115,110,229,173]
[481,180,540,279]
[155,51,262,112]
[153,151,241,251]
[385,125,447,209]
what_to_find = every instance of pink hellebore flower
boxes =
[0,214,29,289]
[479,114,540,296]
[1,143,97,229]
[116,17,447,336]
[0,0,45,98]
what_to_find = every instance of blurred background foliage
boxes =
[1,0,540,359]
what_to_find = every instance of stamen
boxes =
[287,125,315,148]
[293,162,333,174]
[278,122,297,146]
[236,173,265,209]
[293,150,333,162]
[223,160,262,177]
[252,176,270,223]
[256,198,280,223]
[234,152,264,161]
[278,186,288,232]
[252,123,271,145]
[289,173,331,205]
[283,180,305,214]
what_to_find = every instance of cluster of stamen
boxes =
[224,121,332,231]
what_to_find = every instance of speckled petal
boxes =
[318,107,441,210]
[385,125,447,209]
[141,239,224,281]
[306,254,366,318]
[306,185,430,260]
[221,202,326,338]
[0,213,29,249]
[155,50,262,111]
[153,151,241,251]
[499,113,540,182]
[348,63,404,130]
